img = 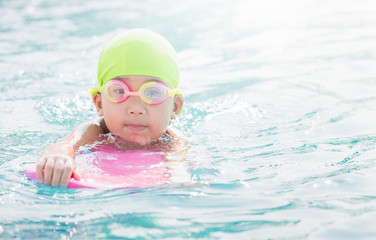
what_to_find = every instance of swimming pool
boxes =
[1,0,376,238]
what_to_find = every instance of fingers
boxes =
[44,157,55,186]
[36,155,76,187]
[59,160,75,187]
[35,157,47,183]
[51,158,64,187]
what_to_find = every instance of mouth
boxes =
[125,124,147,132]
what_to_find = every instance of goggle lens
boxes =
[105,81,129,103]
[140,82,168,104]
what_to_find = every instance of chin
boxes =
[123,135,151,146]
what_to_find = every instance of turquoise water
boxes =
[2,0,376,238]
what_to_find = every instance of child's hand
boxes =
[36,154,81,187]
[35,119,104,187]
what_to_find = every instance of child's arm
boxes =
[36,119,106,187]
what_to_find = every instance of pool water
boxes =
[2,0,376,239]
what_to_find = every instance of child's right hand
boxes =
[36,154,81,187]
[35,119,105,187]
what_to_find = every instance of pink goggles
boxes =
[91,80,183,104]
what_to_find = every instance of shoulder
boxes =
[166,127,184,140]
[166,127,188,157]
[72,118,109,147]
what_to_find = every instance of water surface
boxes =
[1,0,376,239]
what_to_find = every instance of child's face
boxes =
[93,75,183,145]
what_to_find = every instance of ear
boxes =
[92,94,104,117]
[171,95,184,119]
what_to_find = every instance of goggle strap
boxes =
[88,86,104,95]
[167,89,183,97]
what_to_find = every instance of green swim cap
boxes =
[96,29,179,89]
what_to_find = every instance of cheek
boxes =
[101,102,122,126]
[160,100,174,119]
[150,102,174,126]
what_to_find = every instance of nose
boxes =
[125,96,146,115]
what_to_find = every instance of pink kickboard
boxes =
[25,145,170,189]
